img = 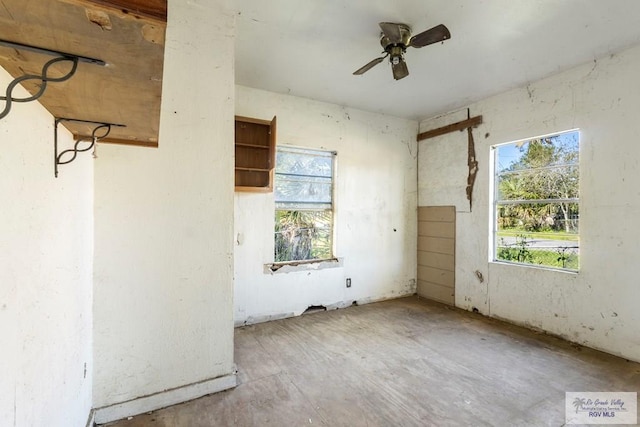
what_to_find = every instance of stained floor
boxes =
[103,296,640,426]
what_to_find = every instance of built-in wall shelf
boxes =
[235,115,276,192]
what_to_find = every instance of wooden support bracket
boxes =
[417,115,483,141]
[416,112,483,212]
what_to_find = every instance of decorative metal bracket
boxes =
[54,118,125,177]
[0,39,105,120]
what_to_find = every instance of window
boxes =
[274,147,335,263]
[492,130,579,270]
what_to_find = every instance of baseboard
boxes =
[93,373,237,425]
[236,291,417,327]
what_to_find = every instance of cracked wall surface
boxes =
[233,86,419,326]
[418,44,640,362]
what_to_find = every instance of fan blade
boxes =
[379,22,403,44]
[392,59,409,80]
[353,55,386,75]
[409,24,451,48]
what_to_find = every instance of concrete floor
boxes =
[104,296,640,426]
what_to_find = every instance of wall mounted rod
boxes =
[0,39,106,120]
[0,39,106,66]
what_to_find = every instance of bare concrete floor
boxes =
[104,296,640,426]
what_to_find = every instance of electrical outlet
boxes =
[346,278,351,288]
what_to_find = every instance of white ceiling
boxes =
[235,1,640,121]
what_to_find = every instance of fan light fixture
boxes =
[353,22,451,80]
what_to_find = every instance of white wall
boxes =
[234,86,418,325]
[418,43,640,362]
[0,68,93,426]
[93,0,236,417]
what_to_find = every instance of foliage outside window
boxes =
[492,130,579,270]
[274,147,334,262]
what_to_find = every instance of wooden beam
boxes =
[417,115,483,141]
[85,136,158,148]
[71,0,167,22]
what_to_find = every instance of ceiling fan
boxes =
[353,22,451,80]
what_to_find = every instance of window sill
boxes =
[490,260,579,274]
[265,257,343,274]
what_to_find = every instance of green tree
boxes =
[274,210,332,262]
[498,133,579,232]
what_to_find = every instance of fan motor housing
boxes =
[379,23,411,50]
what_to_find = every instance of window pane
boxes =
[276,149,332,177]
[275,210,333,262]
[274,146,335,263]
[497,202,579,233]
[275,175,332,206]
[497,165,579,202]
[493,130,579,270]
[496,201,580,269]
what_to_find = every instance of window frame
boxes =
[273,145,336,265]
[490,129,580,272]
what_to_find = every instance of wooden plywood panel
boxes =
[418,266,454,287]
[418,221,455,238]
[418,206,455,222]
[416,280,455,305]
[417,251,454,271]
[418,236,455,255]
[80,0,167,21]
[0,0,166,146]
[417,206,455,305]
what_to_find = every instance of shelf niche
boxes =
[235,115,276,192]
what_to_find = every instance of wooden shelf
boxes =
[0,0,167,146]
[235,115,276,192]
[236,166,270,172]
[236,142,270,149]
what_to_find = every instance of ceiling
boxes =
[235,0,640,121]
[3,1,640,142]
